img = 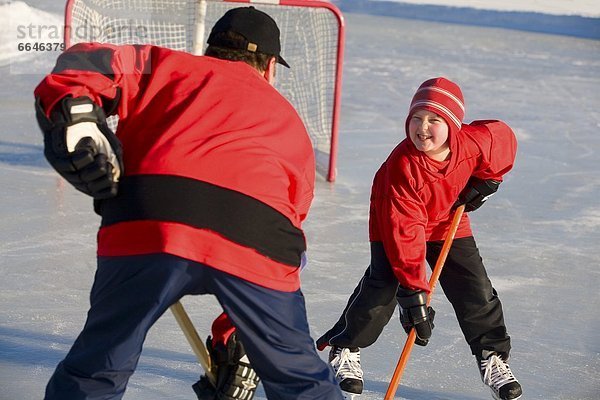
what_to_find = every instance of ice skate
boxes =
[477,351,522,400]
[329,346,363,399]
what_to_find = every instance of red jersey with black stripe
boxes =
[369,120,517,293]
[35,43,315,292]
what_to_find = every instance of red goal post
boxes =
[64,0,345,182]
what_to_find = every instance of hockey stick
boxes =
[169,300,216,386]
[384,205,465,400]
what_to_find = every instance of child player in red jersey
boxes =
[317,77,523,400]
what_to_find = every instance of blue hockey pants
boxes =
[44,253,343,400]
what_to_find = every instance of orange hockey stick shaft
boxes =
[384,205,465,400]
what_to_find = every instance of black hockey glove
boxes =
[35,96,123,199]
[193,333,260,400]
[397,290,435,346]
[455,178,501,212]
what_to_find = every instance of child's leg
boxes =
[426,236,511,358]
[317,241,399,350]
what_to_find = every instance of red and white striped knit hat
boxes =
[406,77,465,137]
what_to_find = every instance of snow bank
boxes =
[370,0,600,18]
[338,0,600,39]
[0,1,63,68]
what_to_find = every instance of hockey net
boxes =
[64,0,345,181]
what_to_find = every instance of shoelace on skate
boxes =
[332,348,363,380]
[480,353,518,390]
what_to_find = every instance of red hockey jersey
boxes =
[35,43,315,292]
[369,120,517,292]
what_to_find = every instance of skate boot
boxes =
[477,350,522,400]
[328,346,363,399]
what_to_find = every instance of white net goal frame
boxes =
[63,0,345,182]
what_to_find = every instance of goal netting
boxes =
[64,0,345,181]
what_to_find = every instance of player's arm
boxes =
[34,43,153,198]
[456,120,517,212]
[376,184,435,346]
[35,96,123,199]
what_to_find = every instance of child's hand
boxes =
[397,290,435,346]
[455,178,501,212]
[400,305,435,346]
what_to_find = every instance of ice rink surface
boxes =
[1,1,599,399]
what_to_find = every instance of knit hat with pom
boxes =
[406,77,465,137]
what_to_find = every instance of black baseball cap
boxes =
[207,6,290,68]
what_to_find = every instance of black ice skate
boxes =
[477,350,522,400]
[329,346,363,399]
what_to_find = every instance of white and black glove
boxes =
[36,96,123,199]
[397,290,435,347]
[454,178,501,212]
[193,333,260,400]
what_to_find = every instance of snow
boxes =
[371,0,600,18]
[338,0,600,40]
[1,1,600,400]
[0,1,64,74]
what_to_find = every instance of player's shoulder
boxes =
[461,120,513,139]
[459,120,516,151]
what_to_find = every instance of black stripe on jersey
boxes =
[53,48,115,79]
[97,175,305,266]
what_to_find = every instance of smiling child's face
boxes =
[408,108,450,160]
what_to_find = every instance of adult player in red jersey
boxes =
[35,7,343,400]
[316,77,523,400]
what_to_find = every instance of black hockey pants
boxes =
[318,237,511,358]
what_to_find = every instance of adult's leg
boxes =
[205,268,343,400]
[44,254,205,400]
[317,241,399,349]
[426,236,511,358]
